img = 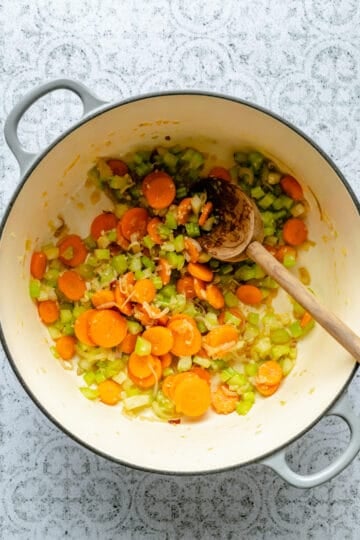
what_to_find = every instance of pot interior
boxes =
[0,94,358,473]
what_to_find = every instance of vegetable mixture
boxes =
[29,145,314,421]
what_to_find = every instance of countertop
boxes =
[1,1,360,538]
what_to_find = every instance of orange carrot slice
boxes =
[211,384,239,414]
[167,315,202,356]
[187,262,213,282]
[280,175,304,200]
[90,212,118,240]
[30,251,47,279]
[236,284,263,305]
[206,283,225,309]
[74,309,97,346]
[142,171,176,209]
[132,278,156,303]
[177,197,192,225]
[282,218,308,246]
[198,202,213,227]
[37,300,59,325]
[120,207,149,241]
[55,335,76,360]
[142,326,174,356]
[91,289,115,308]
[98,379,122,405]
[176,275,196,299]
[107,159,129,176]
[147,217,163,244]
[88,309,127,348]
[208,166,231,182]
[173,375,211,417]
[58,270,86,301]
[58,234,87,267]
[202,325,239,357]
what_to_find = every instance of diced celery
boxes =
[141,255,155,271]
[251,186,265,199]
[42,244,59,260]
[193,355,211,368]
[60,309,73,324]
[292,300,306,319]
[279,357,294,376]
[258,193,275,209]
[224,311,242,326]
[248,151,264,172]
[123,394,152,411]
[191,193,205,214]
[48,326,63,339]
[63,324,74,336]
[76,264,95,280]
[114,203,130,219]
[129,256,142,272]
[127,320,143,335]
[291,203,305,217]
[162,241,175,252]
[224,291,238,308]
[165,211,178,230]
[243,324,259,341]
[87,254,98,267]
[73,305,88,319]
[247,312,260,326]
[185,222,200,238]
[29,279,41,299]
[220,367,237,382]
[135,336,152,356]
[271,344,291,360]
[180,148,204,170]
[97,235,111,249]
[253,337,272,358]
[228,373,247,387]
[151,275,163,290]
[177,356,192,371]
[196,319,207,334]
[80,387,99,400]
[204,312,219,329]
[176,186,188,199]
[289,320,303,338]
[245,362,258,377]
[243,391,255,403]
[267,172,281,185]
[161,284,177,298]
[259,276,279,289]
[163,367,175,377]
[162,151,178,173]
[142,235,155,250]
[111,254,128,275]
[49,259,63,270]
[83,371,96,386]
[61,246,74,261]
[260,211,275,226]
[283,253,296,268]
[158,224,171,239]
[302,319,315,336]
[95,372,107,384]
[94,248,110,260]
[236,399,254,415]
[173,235,185,252]
[270,328,291,344]
[112,371,127,385]
[219,264,233,275]
[235,265,255,281]
[109,174,132,190]
[99,265,117,285]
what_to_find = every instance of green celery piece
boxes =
[248,151,264,172]
[29,279,41,299]
[111,254,128,275]
[270,328,291,344]
[135,336,152,356]
[224,291,239,308]
[236,399,254,416]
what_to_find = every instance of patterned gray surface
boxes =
[1,1,360,538]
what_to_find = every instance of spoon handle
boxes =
[246,240,360,362]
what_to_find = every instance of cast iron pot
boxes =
[1,79,360,488]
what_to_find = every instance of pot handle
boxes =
[261,391,360,488]
[4,79,106,174]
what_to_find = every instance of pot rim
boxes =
[1,89,359,475]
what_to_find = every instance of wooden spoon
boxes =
[196,177,360,362]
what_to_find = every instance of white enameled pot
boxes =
[1,80,360,488]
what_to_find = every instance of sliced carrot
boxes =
[116,221,130,250]
[142,171,176,209]
[133,278,156,303]
[90,212,118,240]
[208,166,231,182]
[193,277,207,300]
[202,325,239,357]
[58,270,86,301]
[177,197,192,225]
[88,309,127,348]
[113,282,133,316]
[107,159,129,176]
[98,379,122,405]
[55,335,76,360]
[190,366,211,383]
[206,283,225,309]
[256,360,283,386]
[282,218,308,246]
[30,251,47,279]
[91,289,115,308]
[158,258,171,285]
[236,284,263,305]
[58,234,87,267]
[211,384,239,414]
[300,311,313,328]
[128,352,157,379]
[280,175,304,201]
[265,244,278,257]
[198,201,213,227]
[160,352,173,369]
[256,382,280,397]
[120,207,149,241]
[120,333,137,354]
[128,357,162,388]
[162,372,197,400]
[74,309,97,346]
[37,300,59,325]
[118,271,135,296]
[176,275,196,299]
[184,237,201,263]
[187,262,213,282]
[276,245,297,263]
[167,315,202,356]
[147,217,163,244]
[173,375,211,417]
[142,326,174,356]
